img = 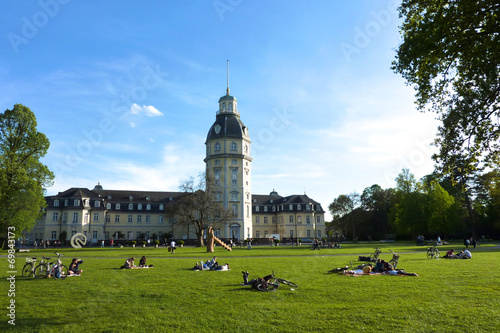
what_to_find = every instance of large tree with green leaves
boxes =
[0,104,54,242]
[393,0,500,178]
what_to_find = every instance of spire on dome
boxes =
[226,60,230,96]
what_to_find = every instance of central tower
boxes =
[204,78,252,240]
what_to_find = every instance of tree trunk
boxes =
[206,227,215,253]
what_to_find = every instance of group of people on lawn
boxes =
[193,256,230,271]
[121,256,154,269]
[343,259,418,276]
[443,248,472,259]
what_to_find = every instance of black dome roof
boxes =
[206,114,249,142]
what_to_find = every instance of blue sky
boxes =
[1,1,439,220]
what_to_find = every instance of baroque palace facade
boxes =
[25,86,325,244]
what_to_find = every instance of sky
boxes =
[0,0,440,220]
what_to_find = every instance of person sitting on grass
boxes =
[443,249,456,259]
[69,258,83,275]
[139,256,147,267]
[121,257,136,269]
[373,259,384,272]
[457,249,472,259]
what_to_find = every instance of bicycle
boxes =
[35,253,69,280]
[33,255,51,279]
[254,271,298,291]
[388,249,400,269]
[370,248,382,262]
[427,246,440,260]
[22,257,39,277]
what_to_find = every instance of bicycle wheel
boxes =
[34,264,48,279]
[53,265,68,280]
[22,263,33,277]
[276,278,298,288]
[435,252,440,260]
[426,252,432,259]
[259,283,279,292]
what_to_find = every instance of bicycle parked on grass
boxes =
[34,253,69,280]
[22,257,40,277]
[370,248,382,262]
[253,271,298,292]
[427,246,440,260]
[388,250,400,269]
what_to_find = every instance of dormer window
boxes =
[74,199,80,206]
[107,195,112,199]
[94,201,100,208]
[138,203,142,210]
[116,203,121,210]
[129,196,133,200]
[128,203,133,210]
[159,204,164,210]
[297,204,301,211]
[106,203,111,209]
[54,199,59,207]
[146,204,151,210]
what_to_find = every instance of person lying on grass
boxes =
[241,271,275,289]
[193,256,218,270]
[343,267,417,276]
[69,258,83,275]
[193,259,229,271]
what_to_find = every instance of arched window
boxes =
[230,142,237,151]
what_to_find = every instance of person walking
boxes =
[170,240,176,254]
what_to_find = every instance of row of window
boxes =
[52,212,167,224]
[53,199,165,211]
[254,230,322,238]
[33,230,165,241]
[212,142,249,154]
[255,203,320,213]
[255,215,321,224]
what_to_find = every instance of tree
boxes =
[328,192,360,240]
[0,104,54,245]
[165,173,233,250]
[394,169,427,237]
[426,181,462,237]
[360,184,396,239]
[393,1,500,179]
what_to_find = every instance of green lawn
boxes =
[2,242,499,332]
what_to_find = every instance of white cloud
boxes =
[128,103,163,117]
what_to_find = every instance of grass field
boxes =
[2,242,499,333]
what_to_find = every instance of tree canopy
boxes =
[393,0,500,178]
[0,104,54,240]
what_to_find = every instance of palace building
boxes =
[25,84,325,244]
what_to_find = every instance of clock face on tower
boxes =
[214,124,221,134]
